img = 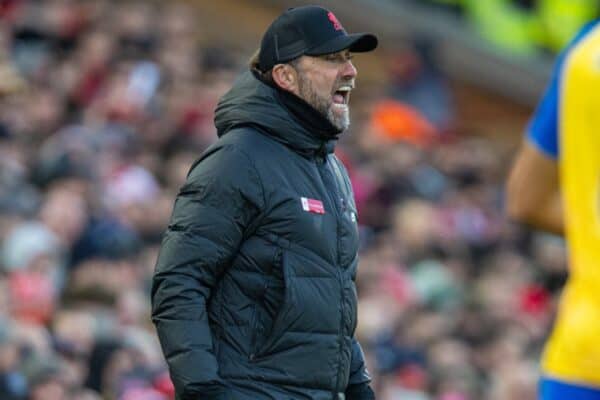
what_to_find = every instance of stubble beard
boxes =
[297,74,350,132]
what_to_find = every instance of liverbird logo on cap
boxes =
[327,12,343,31]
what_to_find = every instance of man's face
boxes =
[293,50,357,131]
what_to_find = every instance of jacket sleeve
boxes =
[151,144,264,400]
[345,338,374,399]
[348,338,372,386]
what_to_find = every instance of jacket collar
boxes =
[214,70,340,158]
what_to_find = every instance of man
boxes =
[506,21,600,400]
[151,6,378,400]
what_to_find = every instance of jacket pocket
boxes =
[249,246,281,360]
[248,304,260,360]
[250,249,293,361]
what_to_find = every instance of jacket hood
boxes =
[214,70,340,157]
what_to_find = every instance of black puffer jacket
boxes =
[151,71,372,400]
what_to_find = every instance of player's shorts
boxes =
[540,377,600,399]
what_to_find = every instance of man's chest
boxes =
[258,156,359,267]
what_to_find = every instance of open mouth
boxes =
[333,85,353,106]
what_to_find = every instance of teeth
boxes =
[337,86,353,92]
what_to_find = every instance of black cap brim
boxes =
[305,33,378,56]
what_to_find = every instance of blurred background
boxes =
[0,0,587,399]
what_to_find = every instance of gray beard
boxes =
[297,74,350,132]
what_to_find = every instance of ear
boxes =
[271,64,298,94]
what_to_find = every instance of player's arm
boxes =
[506,21,597,235]
[504,24,577,237]
[506,140,563,235]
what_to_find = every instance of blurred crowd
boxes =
[0,1,567,400]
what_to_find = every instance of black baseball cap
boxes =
[258,6,378,72]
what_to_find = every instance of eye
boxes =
[323,54,341,62]
[322,52,353,63]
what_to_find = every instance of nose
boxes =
[342,59,357,79]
